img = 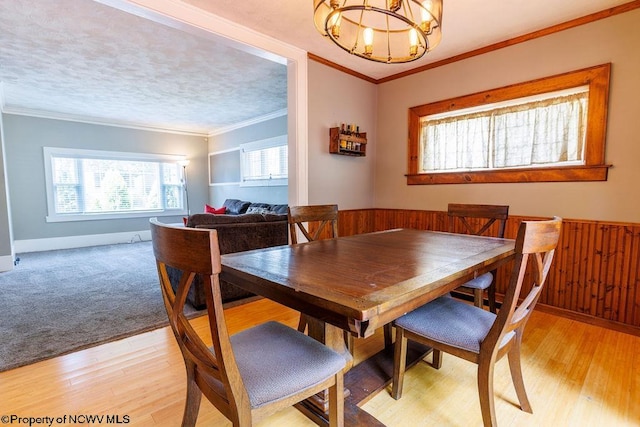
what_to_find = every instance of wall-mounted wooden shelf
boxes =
[329,127,367,157]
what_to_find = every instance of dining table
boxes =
[220,228,515,426]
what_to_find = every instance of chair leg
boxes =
[488,283,497,313]
[507,334,532,413]
[383,323,393,348]
[182,364,202,427]
[474,288,484,309]
[328,372,345,427]
[477,356,498,427]
[431,349,443,369]
[391,328,407,400]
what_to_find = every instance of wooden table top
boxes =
[221,228,515,337]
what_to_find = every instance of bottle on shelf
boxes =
[330,126,367,156]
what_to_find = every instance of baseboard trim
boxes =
[469,290,640,338]
[14,230,152,253]
[534,302,640,337]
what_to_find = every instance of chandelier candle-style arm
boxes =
[313,0,443,64]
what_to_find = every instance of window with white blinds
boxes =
[239,136,288,186]
[44,147,185,222]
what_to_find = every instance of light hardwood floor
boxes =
[2,298,639,426]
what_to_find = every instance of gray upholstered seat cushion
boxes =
[395,296,511,353]
[460,272,493,290]
[230,321,346,409]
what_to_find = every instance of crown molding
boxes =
[208,109,288,137]
[307,53,377,84]
[1,105,210,137]
[1,104,289,139]
[377,0,640,83]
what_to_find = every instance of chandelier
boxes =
[313,0,443,64]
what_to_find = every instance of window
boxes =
[239,135,288,187]
[44,147,186,222]
[407,63,611,184]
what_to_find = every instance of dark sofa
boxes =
[175,199,289,309]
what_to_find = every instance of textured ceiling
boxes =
[0,0,633,135]
[0,0,288,135]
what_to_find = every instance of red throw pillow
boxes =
[182,217,188,225]
[204,204,227,214]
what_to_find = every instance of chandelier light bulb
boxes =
[363,27,374,45]
[421,0,434,32]
[363,27,374,55]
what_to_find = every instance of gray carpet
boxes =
[0,241,203,372]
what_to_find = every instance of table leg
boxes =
[296,317,385,426]
[296,317,433,426]
[306,316,353,370]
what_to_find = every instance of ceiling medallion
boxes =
[313,0,443,64]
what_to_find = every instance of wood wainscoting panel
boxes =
[334,209,640,335]
[339,208,377,237]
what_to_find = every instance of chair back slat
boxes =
[484,217,562,352]
[150,219,250,415]
[447,203,510,312]
[448,204,509,238]
[288,205,339,244]
[157,259,223,378]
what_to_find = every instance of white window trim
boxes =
[43,147,186,222]
[239,135,288,187]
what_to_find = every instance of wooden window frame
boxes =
[407,63,611,185]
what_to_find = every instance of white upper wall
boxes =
[374,9,640,223]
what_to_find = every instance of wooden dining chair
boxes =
[287,204,339,244]
[287,205,357,348]
[391,217,562,427]
[150,218,345,427]
[448,203,510,313]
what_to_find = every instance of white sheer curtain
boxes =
[420,92,588,172]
